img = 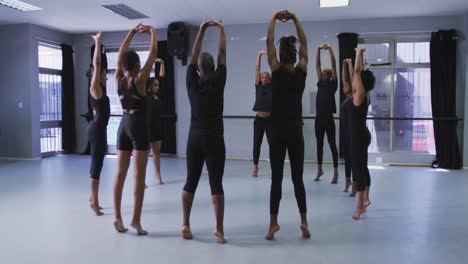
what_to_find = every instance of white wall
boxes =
[0,24,71,159]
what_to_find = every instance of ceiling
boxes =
[0,0,467,33]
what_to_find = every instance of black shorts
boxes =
[117,113,149,151]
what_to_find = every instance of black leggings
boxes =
[269,125,307,215]
[88,123,107,180]
[315,117,338,167]
[351,129,371,191]
[253,116,272,165]
[184,132,225,195]
[345,158,353,180]
[343,139,353,180]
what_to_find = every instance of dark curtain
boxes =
[430,30,462,169]
[61,44,76,153]
[337,33,358,158]
[155,41,177,154]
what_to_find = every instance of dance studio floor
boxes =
[0,155,467,264]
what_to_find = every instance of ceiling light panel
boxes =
[0,0,42,11]
[320,0,350,8]
[102,4,149,20]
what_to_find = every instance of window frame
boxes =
[38,43,64,156]
[358,37,433,154]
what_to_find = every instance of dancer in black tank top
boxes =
[265,10,311,240]
[314,44,339,183]
[341,59,355,195]
[113,24,158,235]
[252,49,272,177]
[145,58,165,186]
[181,20,227,244]
[348,48,375,221]
[88,32,110,216]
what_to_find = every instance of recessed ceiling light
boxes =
[102,4,149,20]
[0,0,42,11]
[320,0,350,8]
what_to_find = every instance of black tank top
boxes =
[346,96,370,144]
[252,83,272,112]
[147,95,161,125]
[90,88,110,126]
[271,66,307,127]
[341,98,352,132]
[118,78,145,111]
[316,79,338,117]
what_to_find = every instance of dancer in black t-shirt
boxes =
[182,20,228,244]
[252,50,272,177]
[265,10,311,240]
[314,44,339,184]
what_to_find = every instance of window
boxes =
[359,39,434,154]
[105,49,155,146]
[38,44,63,155]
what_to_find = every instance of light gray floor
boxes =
[0,155,467,264]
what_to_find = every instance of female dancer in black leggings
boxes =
[314,44,339,184]
[252,50,272,177]
[265,10,310,240]
[146,58,165,185]
[88,32,110,216]
[341,58,355,195]
[113,24,157,235]
[345,48,375,220]
[182,19,227,244]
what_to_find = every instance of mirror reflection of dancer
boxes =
[252,50,272,177]
[345,48,375,220]
[181,20,227,244]
[88,32,110,216]
[314,44,339,183]
[113,24,158,235]
[265,10,311,240]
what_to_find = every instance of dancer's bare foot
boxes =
[89,197,103,210]
[181,225,193,240]
[362,200,371,212]
[300,224,311,239]
[90,204,104,216]
[214,229,227,244]
[331,169,338,184]
[252,165,259,177]
[131,222,148,236]
[265,224,280,240]
[114,218,128,233]
[314,170,323,182]
[344,179,352,192]
[156,174,164,184]
[352,209,363,220]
